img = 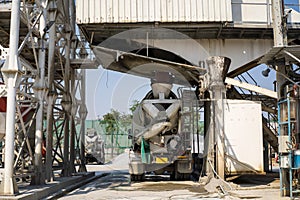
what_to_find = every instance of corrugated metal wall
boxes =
[76,0,232,24]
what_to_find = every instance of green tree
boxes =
[129,100,140,114]
[100,99,140,135]
[102,109,120,134]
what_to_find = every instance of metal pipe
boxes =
[0,0,21,195]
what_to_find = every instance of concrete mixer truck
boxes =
[129,72,202,181]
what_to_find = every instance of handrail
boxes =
[246,71,258,86]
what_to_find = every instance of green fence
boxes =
[85,120,132,161]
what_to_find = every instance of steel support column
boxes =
[45,0,57,182]
[45,93,56,181]
[78,69,87,172]
[69,0,77,174]
[0,0,21,195]
[69,68,76,174]
[206,56,231,180]
[272,0,287,47]
[62,34,71,177]
[32,1,47,184]
[272,0,289,196]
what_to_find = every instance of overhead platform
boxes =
[76,0,300,44]
[76,1,300,76]
[80,24,280,45]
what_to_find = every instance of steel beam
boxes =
[225,77,278,99]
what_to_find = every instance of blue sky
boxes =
[86,68,151,119]
[285,0,299,11]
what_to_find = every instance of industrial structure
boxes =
[0,0,95,195]
[0,0,299,198]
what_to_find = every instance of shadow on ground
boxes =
[230,172,279,187]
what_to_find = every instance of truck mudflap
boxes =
[129,161,145,175]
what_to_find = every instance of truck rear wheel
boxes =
[130,174,145,182]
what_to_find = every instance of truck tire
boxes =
[130,174,145,182]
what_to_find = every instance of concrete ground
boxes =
[59,153,290,200]
[0,172,97,200]
[60,172,287,200]
[0,152,292,199]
